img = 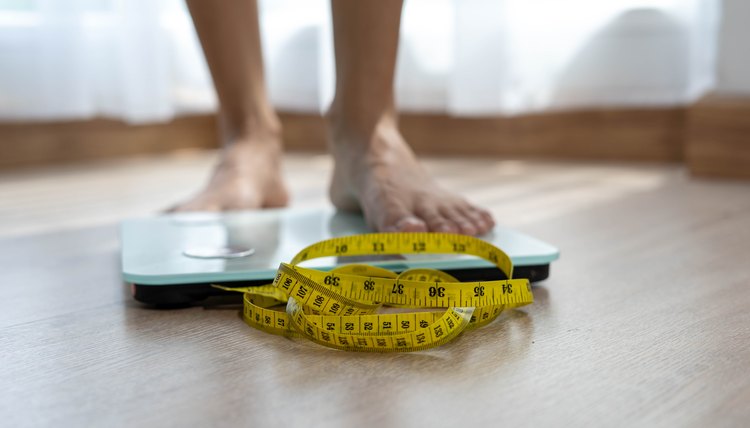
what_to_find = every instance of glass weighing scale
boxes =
[121,208,559,306]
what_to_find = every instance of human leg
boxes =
[172,0,287,211]
[328,0,494,234]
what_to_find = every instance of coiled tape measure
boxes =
[214,232,533,352]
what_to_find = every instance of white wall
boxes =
[716,0,750,94]
[0,0,736,123]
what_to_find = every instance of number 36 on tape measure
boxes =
[214,232,533,352]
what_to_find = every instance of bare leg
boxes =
[171,0,288,211]
[328,0,494,234]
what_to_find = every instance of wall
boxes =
[716,0,750,95]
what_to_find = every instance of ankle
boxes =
[220,109,282,146]
[327,99,398,145]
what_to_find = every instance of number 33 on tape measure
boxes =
[214,232,533,352]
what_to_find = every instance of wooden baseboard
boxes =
[686,94,750,179]
[402,109,685,161]
[0,107,687,170]
[0,115,220,169]
[281,108,686,162]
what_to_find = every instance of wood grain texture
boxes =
[0,115,220,169]
[273,109,686,162]
[0,156,749,427]
[0,107,685,170]
[402,108,685,161]
[687,94,750,179]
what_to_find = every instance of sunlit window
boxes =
[0,0,719,122]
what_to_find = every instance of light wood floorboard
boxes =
[0,154,748,427]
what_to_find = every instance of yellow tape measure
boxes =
[215,233,533,352]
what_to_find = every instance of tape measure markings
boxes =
[217,232,533,352]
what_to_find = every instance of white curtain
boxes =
[0,0,720,123]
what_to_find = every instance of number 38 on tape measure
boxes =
[214,232,533,352]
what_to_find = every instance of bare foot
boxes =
[329,115,495,234]
[168,132,288,212]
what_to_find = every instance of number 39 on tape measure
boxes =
[214,232,533,352]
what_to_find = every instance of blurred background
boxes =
[0,0,736,120]
[0,0,748,236]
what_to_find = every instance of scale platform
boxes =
[121,208,559,306]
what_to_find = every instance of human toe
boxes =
[461,205,494,234]
[374,203,429,233]
[440,206,478,235]
[390,216,429,232]
[415,206,459,233]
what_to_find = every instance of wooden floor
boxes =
[1,152,749,427]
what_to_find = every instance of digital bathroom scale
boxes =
[121,208,559,306]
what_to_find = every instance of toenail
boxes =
[393,217,428,232]
[435,224,455,232]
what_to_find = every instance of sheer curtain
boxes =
[0,0,720,123]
